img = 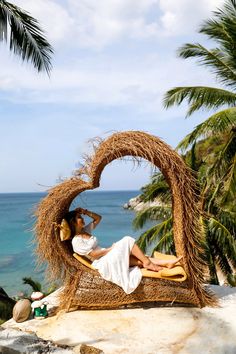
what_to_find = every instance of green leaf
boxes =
[164,86,236,116]
[177,107,236,151]
[177,43,236,88]
[133,205,171,230]
[0,1,53,74]
[22,277,42,292]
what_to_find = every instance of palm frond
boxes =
[177,43,236,88]
[177,107,236,151]
[222,149,236,202]
[0,1,53,74]
[207,217,236,267]
[133,205,171,230]
[199,2,236,70]
[205,131,236,205]
[218,209,236,234]
[136,224,160,252]
[227,273,236,286]
[136,217,173,254]
[151,230,175,255]
[163,86,236,116]
[141,181,171,203]
[22,277,42,292]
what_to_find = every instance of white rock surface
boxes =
[123,195,160,212]
[0,327,73,353]
[2,285,236,354]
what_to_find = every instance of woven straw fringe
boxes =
[35,131,218,310]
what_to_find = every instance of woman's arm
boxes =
[89,246,113,259]
[77,208,102,227]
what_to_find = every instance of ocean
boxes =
[0,191,147,297]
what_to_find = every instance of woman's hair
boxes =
[64,210,83,236]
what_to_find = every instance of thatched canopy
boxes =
[35,131,217,309]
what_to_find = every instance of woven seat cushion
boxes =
[73,252,187,282]
[73,253,96,269]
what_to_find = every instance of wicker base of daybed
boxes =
[59,268,204,311]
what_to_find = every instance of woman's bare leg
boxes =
[150,256,183,269]
[130,244,163,271]
[129,255,143,267]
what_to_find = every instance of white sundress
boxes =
[71,223,142,294]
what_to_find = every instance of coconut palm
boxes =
[134,134,236,285]
[163,0,236,203]
[0,0,53,73]
[133,0,236,284]
[163,0,236,161]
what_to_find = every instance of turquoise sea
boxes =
[0,191,146,297]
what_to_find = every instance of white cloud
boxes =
[13,0,74,45]
[159,0,225,36]
[11,0,226,48]
[0,0,228,192]
[0,46,216,119]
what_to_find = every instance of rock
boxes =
[12,299,32,323]
[123,195,161,212]
[74,344,104,353]
[2,285,236,353]
[123,196,141,209]
[0,328,73,353]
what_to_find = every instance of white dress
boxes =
[72,223,142,294]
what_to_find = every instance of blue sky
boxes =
[0,0,224,192]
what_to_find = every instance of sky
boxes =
[0,0,225,192]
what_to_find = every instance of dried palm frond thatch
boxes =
[35,131,217,310]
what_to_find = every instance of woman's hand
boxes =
[75,207,87,215]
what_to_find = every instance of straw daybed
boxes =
[35,131,217,311]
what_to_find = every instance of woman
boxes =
[66,208,182,294]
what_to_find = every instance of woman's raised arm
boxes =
[76,208,102,227]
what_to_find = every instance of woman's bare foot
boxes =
[165,256,183,269]
[143,259,163,272]
[151,256,183,269]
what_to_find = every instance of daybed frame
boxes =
[35,131,217,310]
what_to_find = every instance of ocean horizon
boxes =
[0,190,147,297]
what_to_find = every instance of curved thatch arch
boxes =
[35,131,217,309]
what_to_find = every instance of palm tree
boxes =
[163,0,236,165]
[163,0,236,203]
[162,0,236,284]
[0,0,53,74]
[134,134,236,285]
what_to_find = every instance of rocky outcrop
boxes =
[2,286,236,353]
[0,328,103,354]
[0,328,73,354]
[123,195,160,212]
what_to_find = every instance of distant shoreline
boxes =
[0,190,140,195]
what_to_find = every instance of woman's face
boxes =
[76,215,85,230]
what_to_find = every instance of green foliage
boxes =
[164,86,236,117]
[0,301,14,322]
[0,0,53,73]
[227,273,236,286]
[22,277,42,292]
[0,287,16,321]
[22,277,58,297]
[135,0,236,284]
